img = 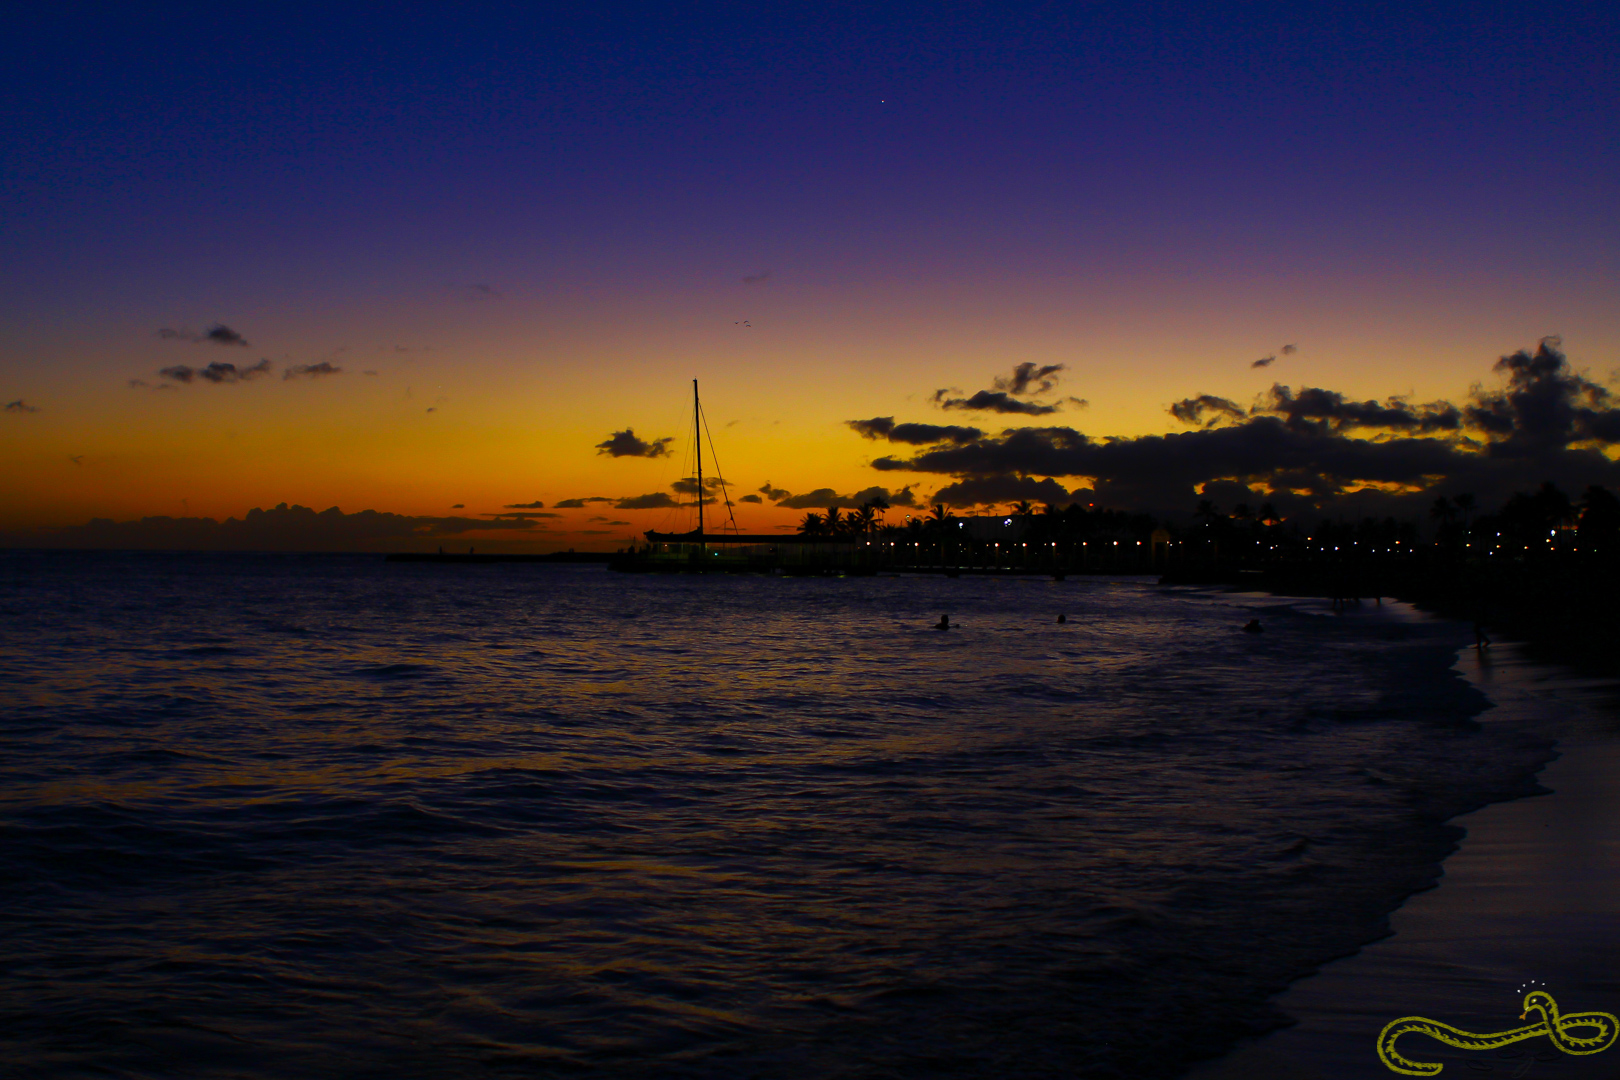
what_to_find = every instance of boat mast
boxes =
[694,378,704,541]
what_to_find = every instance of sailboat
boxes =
[613,380,762,571]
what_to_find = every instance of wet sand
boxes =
[1184,640,1620,1079]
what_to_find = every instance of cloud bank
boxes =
[2,503,543,552]
[857,339,1620,518]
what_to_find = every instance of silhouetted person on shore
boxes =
[1242,619,1263,633]
[935,614,951,630]
[1475,618,1490,649]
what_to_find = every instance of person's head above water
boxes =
[935,614,950,630]
[1057,614,1066,624]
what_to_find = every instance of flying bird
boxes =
[734,320,751,327]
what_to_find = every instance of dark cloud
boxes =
[870,419,1484,518]
[1169,395,1246,427]
[739,494,763,503]
[930,474,1072,508]
[774,485,917,510]
[5,399,39,413]
[993,362,1065,396]
[932,361,1084,415]
[758,482,791,501]
[667,477,738,508]
[1464,337,1620,455]
[204,325,249,347]
[742,271,771,285]
[596,428,674,458]
[614,492,680,510]
[159,359,273,384]
[451,504,464,508]
[845,416,984,444]
[1264,385,1462,434]
[483,511,559,519]
[1253,343,1299,368]
[157,324,251,347]
[504,501,545,509]
[553,497,613,508]
[1170,387,1462,434]
[1,503,543,552]
[284,362,342,380]
[933,390,1065,415]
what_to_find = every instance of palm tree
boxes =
[1257,502,1278,527]
[824,506,846,536]
[928,504,955,529]
[798,511,825,537]
[1012,500,1033,518]
[849,505,877,535]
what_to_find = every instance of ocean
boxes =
[0,551,1556,1079]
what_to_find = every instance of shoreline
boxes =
[1181,636,1620,1079]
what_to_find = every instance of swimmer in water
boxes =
[1057,614,1066,624]
[1242,618,1263,633]
[935,614,951,630]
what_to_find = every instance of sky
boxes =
[3,2,1618,550]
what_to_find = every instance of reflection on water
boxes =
[0,553,1553,1078]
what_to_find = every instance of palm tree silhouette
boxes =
[798,511,825,536]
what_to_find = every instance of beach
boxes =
[1184,639,1620,1079]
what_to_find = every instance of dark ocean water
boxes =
[0,552,1554,1079]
